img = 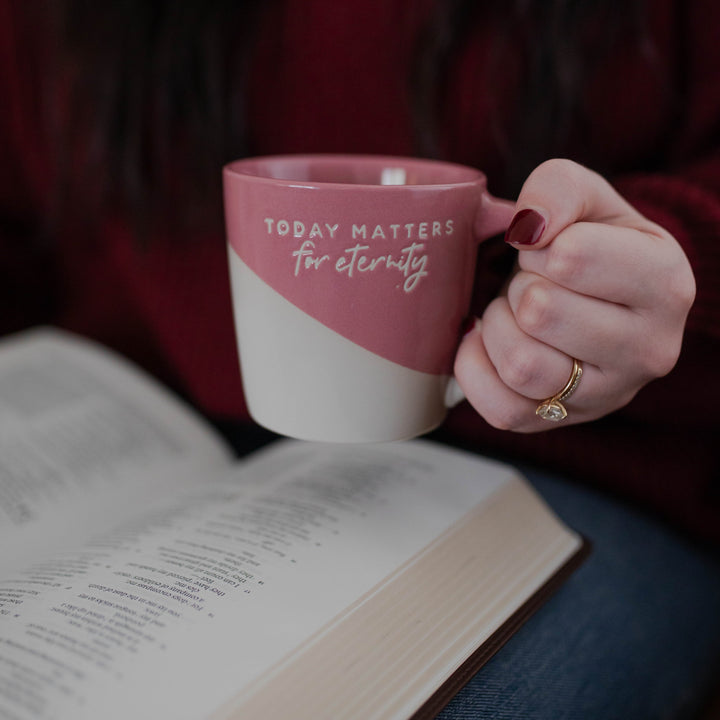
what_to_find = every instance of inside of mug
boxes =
[231,156,482,186]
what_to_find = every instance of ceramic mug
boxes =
[223,154,515,442]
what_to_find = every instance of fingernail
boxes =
[504,208,546,246]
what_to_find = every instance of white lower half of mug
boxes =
[227,250,452,443]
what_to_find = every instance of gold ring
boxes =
[536,358,583,422]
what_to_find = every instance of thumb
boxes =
[503,158,641,249]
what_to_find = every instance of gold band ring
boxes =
[536,358,583,422]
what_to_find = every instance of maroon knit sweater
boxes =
[2,0,719,542]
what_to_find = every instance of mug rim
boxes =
[223,153,487,189]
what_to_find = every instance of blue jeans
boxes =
[436,467,720,720]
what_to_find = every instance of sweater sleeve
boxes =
[613,0,720,342]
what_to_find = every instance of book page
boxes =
[0,329,233,575]
[0,440,543,720]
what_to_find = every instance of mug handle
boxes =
[475,192,516,242]
[445,192,516,408]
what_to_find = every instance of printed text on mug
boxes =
[263,218,455,293]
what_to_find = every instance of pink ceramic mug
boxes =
[223,154,514,442]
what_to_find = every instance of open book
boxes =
[0,329,587,720]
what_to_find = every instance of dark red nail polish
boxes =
[504,208,546,246]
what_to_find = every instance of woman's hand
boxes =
[454,159,696,432]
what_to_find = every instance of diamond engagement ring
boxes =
[536,358,583,422]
